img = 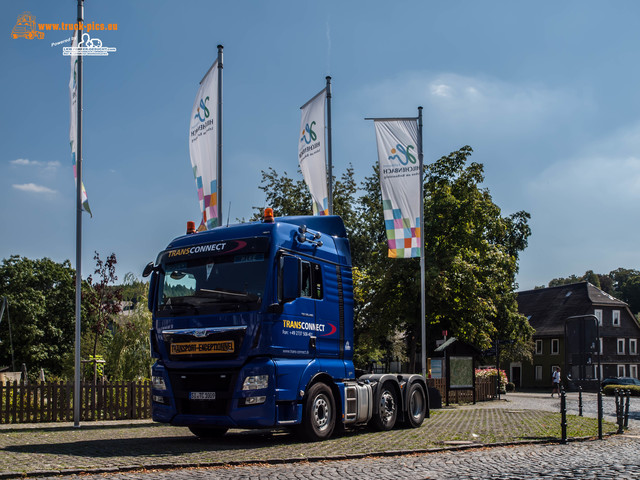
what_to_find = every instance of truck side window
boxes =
[301,262,323,299]
[301,261,312,298]
[312,263,323,300]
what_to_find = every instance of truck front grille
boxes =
[169,370,238,416]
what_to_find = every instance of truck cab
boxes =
[146,213,427,440]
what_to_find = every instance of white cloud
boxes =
[10,158,32,166]
[12,183,57,194]
[430,84,452,97]
[357,72,588,141]
[10,158,60,168]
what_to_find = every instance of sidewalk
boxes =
[0,393,630,479]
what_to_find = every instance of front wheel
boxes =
[371,382,398,431]
[300,382,336,441]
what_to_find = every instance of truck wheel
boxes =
[301,382,335,441]
[405,383,426,428]
[188,426,228,438]
[371,382,398,431]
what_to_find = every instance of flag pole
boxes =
[216,45,223,227]
[418,106,426,378]
[73,0,84,428]
[325,76,333,215]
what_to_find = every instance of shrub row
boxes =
[603,384,640,396]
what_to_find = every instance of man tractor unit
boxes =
[144,210,428,441]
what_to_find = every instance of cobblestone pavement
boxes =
[29,433,640,479]
[0,390,636,479]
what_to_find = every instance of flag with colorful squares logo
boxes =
[189,60,219,230]
[299,88,329,215]
[374,119,421,258]
[69,32,91,217]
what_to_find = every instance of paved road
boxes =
[9,390,639,480]
[30,433,640,479]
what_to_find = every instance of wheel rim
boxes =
[313,393,331,431]
[379,390,396,423]
[409,388,425,419]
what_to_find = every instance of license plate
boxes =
[190,391,216,400]
[170,340,235,355]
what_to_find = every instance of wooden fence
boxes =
[427,376,498,404]
[0,376,497,424]
[0,380,151,424]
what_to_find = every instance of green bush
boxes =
[506,382,515,392]
[603,384,640,396]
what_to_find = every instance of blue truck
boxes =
[143,211,428,440]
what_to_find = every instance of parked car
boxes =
[601,377,640,388]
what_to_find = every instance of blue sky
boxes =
[2,0,640,290]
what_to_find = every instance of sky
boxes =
[2,0,640,291]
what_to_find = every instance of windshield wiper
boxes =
[159,300,199,314]
[196,289,259,303]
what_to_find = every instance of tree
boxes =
[104,297,152,381]
[421,146,532,360]
[0,256,75,377]
[84,252,122,381]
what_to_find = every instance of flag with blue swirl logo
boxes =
[189,60,219,229]
[69,32,91,217]
[299,89,329,215]
[374,119,421,258]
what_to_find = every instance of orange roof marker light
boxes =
[263,208,274,223]
[186,221,196,234]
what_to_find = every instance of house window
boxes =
[551,338,559,355]
[617,338,625,355]
[594,309,603,326]
[631,365,638,379]
[631,339,637,356]
[598,337,603,355]
[618,364,626,377]
[535,365,543,381]
[535,340,543,355]
[612,310,621,327]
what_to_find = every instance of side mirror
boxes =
[147,272,157,313]
[280,255,300,303]
[142,262,155,278]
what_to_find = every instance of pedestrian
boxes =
[551,366,561,397]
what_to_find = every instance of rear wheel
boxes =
[188,426,228,438]
[300,382,335,441]
[405,383,426,428]
[371,382,398,431]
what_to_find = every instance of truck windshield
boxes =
[157,253,268,316]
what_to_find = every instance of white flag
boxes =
[374,119,420,258]
[299,89,328,215]
[69,32,91,216]
[189,60,219,230]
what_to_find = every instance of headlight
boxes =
[152,375,167,390]
[242,374,269,390]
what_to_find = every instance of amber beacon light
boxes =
[186,221,196,234]
[263,208,274,223]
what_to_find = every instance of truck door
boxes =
[276,255,317,358]
[314,263,342,359]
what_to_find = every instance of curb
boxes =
[0,433,617,479]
